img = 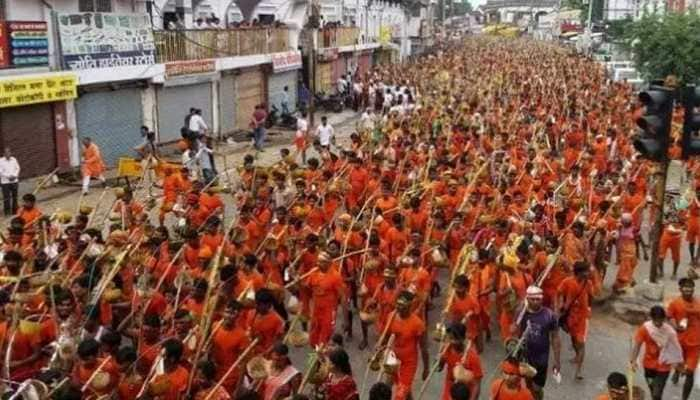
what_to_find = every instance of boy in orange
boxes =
[210,300,251,391]
[686,186,700,266]
[556,261,601,381]
[152,338,190,400]
[613,213,643,293]
[630,306,683,400]
[490,359,535,400]
[160,166,187,226]
[439,322,483,400]
[250,289,285,355]
[71,338,120,397]
[447,274,482,349]
[659,211,683,278]
[304,251,346,346]
[81,137,107,194]
[384,290,429,400]
[595,372,644,400]
[667,278,700,400]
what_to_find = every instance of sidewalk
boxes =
[14,109,360,206]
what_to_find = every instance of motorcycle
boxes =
[265,105,279,128]
[314,92,344,113]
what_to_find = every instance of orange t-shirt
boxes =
[635,325,672,372]
[667,297,700,347]
[490,378,534,400]
[250,311,285,353]
[388,313,426,364]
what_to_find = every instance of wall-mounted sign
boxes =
[317,47,338,62]
[272,51,302,73]
[57,13,156,70]
[0,74,77,108]
[165,59,216,78]
[7,22,49,67]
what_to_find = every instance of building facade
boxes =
[0,0,432,177]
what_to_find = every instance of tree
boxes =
[453,0,473,16]
[625,11,700,84]
[563,0,603,25]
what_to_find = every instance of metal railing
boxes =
[153,28,290,63]
[320,27,360,48]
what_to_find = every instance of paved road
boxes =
[8,110,698,400]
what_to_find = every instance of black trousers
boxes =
[1,182,18,216]
[644,368,670,400]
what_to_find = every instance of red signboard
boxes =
[0,22,9,68]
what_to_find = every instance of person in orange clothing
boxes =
[191,360,231,400]
[469,249,496,343]
[439,322,483,400]
[667,278,700,400]
[497,258,531,343]
[367,267,399,346]
[150,338,191,400]
[594,372,644,400]
[250,289,285,355]
[447,274,482,350]
[620,181,645,230]
[686,186,700,266]
[160,166,187,226]
[16,193,41,230]
[659,211,683,278]
[490,359,535,400]
[613,213,645,293]
[384,290,429,400]
[556,261,601,381]
[397,254,431,308]
[561,221,587,271]
[210,300,251,392]
[115,347,144,400]
[71,338,120,397]
[630,306,684,400]
[182,278,209,321]
[81,137,107,194]
[304,251,347,347]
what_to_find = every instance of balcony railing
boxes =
[320,27,360,48]
[154,28,291,63]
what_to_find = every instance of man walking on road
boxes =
[81,137,107,195]
[0,148,20,216]
[315,116,334,150]
[188,108,209,136]
[251,103,268,151]
[516,285,561,400]
[667,278,700,400]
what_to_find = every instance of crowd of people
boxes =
[0,37,699,400]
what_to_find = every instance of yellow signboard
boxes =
[0,74,77,108]
[379,26,392,44]
[117,157,144,178]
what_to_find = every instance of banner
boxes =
[57,12,156,70]
[165,59,216,78]
[0,74,77,108]
[272,51,302,73]
[0,23,8,68]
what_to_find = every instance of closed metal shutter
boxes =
[157,83,213,143]
[219,75,237,136]
[0,104,56,178]
[75,88,143,168]
[267,70,298,113]
[234,69,264,131]
[315,62,332,95]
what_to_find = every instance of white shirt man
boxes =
[188,111,209,135]
[315,119,334,147]
[0,155,20,185]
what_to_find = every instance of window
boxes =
[79,0,112,12]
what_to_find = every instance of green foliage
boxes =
[606,16,633,42]
[626,11,700,84]
[452,0,473,16]
[563,0,603,24]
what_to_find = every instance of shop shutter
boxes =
[75,88,144,168]
[157,83,213,143]
[235,69,264,131]
[219,74,237,136]
[315,62,332,95]
[0,104,55,178]
[267,70,298,113]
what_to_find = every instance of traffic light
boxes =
[633,86,674,161]
[681,85,700,159]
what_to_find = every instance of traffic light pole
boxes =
[649,160,669,283]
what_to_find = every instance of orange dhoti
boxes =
[614,255,637,291]
[309,304,336,347]
[393,353,418,400]
[564,314,589,343]
[659,230,681,264]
